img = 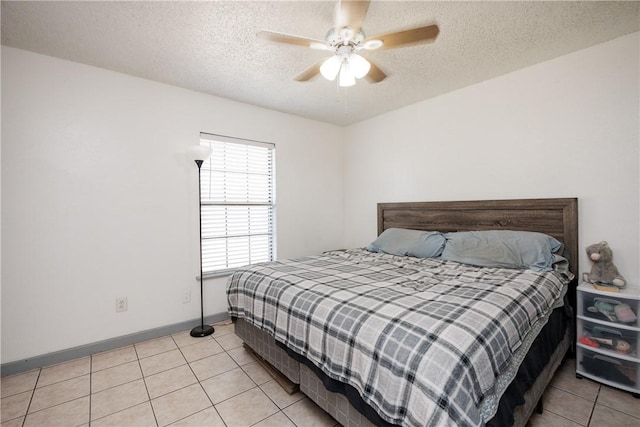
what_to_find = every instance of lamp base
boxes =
[190,324,214,337]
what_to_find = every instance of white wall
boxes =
[343,33,640,286]
[1,47,344,363]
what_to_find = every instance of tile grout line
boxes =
[139,370,160,427]
[20,367,40,427]
[593,389,640,421]
[17,395,89,426]
[246,364,301,427]
[198,334,248,426]
[586,385,601,426]
[171,332,228,427]
[134,340,160,427]
[202,333,231,427]
[88,358,93,427]
[543,383,596,426]
[573,381,640,423]
[233,345,276,427]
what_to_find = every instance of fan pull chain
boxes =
[343,86,349,116]
[333,79,350,117]
[331,78,350,117]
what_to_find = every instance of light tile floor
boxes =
[527,358,640,427]
[1,321,638,427]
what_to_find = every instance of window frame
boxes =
[198,132,276,278]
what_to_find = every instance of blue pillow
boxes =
[440,230,563,272]
[367,228,446,258]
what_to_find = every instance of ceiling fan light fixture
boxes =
[320,55,342,80]
[348,53,371,79]
[257,0,440,87]
[338,62,356,87]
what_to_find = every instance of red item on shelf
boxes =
[579,336,600,348]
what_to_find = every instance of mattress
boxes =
[227,249,570,427]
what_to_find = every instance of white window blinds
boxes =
[199,133,276,275]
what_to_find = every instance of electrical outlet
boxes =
[116,297,128,312]
[182,289,191,304]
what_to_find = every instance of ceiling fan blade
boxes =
[364,59,386,83]
[294,62,323,82]
[334,0,370,33]
[365,25,439,51]
[257,31,329,49]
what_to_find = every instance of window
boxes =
[199,133,275,276]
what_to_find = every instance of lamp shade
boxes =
[188,145,212,162]
[320,55,342,81]
[348,54,371,79]
[338,62,356,87]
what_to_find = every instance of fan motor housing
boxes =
[325,26,366,48]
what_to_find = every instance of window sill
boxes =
[196,270,236,280]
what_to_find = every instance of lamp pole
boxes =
[190,155,214,337]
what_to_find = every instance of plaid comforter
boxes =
[227,249,569,427]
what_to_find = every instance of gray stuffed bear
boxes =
[584,241,626,288]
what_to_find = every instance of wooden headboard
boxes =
[377,198,579,278]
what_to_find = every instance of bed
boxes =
[227,198,578,427]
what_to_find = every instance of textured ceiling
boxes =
[2,1,639,126]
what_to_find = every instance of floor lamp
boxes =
[189,145,214,337]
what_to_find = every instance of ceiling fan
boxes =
[257,0,439,87]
